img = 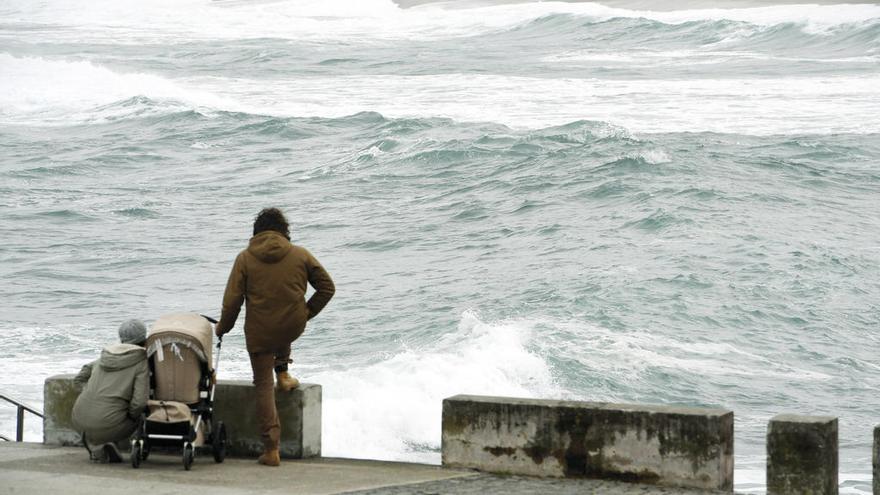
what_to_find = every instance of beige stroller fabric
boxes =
[146,399,205,446]
[146,313,213,406]
[146,400,192,423]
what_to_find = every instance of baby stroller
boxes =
[131,312,227,470]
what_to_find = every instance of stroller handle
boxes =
[210,331,222,405]
[200,314,218,324]
[214,334,222,371]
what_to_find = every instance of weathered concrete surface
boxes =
[0,442,474,495]
[0,443,743,495]
[442,395,733,491]
[349,472,743,495]
[43,375,321,459]
[214,380,322,458]
[43,375,82,447]
[874,426,880,495]
[766,414,838,495]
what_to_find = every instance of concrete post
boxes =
[43,375,83,446]
[873,426,880,495]
[766,414,838,495]
[442,394,734,490]
[213,380,321,458]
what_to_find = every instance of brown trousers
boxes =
[248,349,290,452]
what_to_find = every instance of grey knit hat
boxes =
[118,319,147,345]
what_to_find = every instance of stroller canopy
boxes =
[146,312,213,368]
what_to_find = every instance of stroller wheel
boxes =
[183,443,194,471]
[130,440,142,469]
[212,421,227,463]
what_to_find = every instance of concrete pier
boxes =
[43,375,322,458]
[442,394,734,491]
[0,442,472,494]
[766,414,838,495]
[22,381,795,494]
[0,442,743,494]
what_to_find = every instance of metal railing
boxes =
[0,393,44,442]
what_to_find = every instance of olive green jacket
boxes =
[72,344,148,442]
[216,230,335,353]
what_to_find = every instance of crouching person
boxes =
[72,319,149,462]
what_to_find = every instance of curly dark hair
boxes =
[253,207,290,239]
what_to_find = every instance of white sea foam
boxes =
[543,49,880,65]
[636,149,672,164]
[170,72,880,134]
[3,54,879,134]
[309,311,560,463]
[0,325,100,441]
[0,54,230,125]
[536,319,836,386]
[2,0,879,44]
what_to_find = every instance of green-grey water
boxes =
[1,1,879,492]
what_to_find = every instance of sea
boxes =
[1,0,879,492]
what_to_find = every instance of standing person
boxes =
[215,207,335,466]
[72,319,149,463]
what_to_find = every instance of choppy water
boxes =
[2,0,880,492]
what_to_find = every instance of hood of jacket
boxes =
[248,230,291,263]
[98,343,146,371]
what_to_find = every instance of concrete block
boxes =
[874,426,880,495]
[43,375,321,459]
[767,414,838,495]
[213,380,321,458]
[43,374,83,446]
[442,394,734,491]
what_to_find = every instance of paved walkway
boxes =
[351,474,737,495]
[0,443,736,494]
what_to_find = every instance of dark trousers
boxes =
[248,349,291,451]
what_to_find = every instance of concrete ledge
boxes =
[214,380,321,458]
[767,414,837,495]
[43,375,83,447]
[441,394,734,491]
[873,426,879,495]
[43,375,321,459]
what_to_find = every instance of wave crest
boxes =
[3,0,879,43]
[0,54,227,125]
[312,311,561,462]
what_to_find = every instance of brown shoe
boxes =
[276,371,300,391]
[257,449,281,466]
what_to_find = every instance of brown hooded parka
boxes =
[216,230,335,353]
